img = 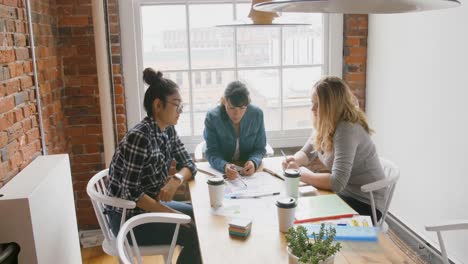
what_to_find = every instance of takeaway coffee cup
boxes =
[207,177,225,208]
[276,197,297,233]
[284,169,301,198]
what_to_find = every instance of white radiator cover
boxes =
[0,154,81,263]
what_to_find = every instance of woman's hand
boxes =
[242,161,255,176]
[282,156,298,170]
[225,164,238,180]
[158,177,181,202]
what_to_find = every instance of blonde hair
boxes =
[313,76,373,153]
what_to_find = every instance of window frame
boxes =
[119,0,343,152]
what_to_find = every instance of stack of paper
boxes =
[228,218,252,238]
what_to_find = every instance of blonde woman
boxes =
[283,76,385,223]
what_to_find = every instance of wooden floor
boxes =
[81,246,180,264]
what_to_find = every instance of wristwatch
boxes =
[173,173,184,184]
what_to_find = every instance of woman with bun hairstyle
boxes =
[203,81,266,179]
[106,68,201,263]
[283,76,385,223]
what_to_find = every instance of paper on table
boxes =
[211,204,242,217]
[224,172,281,197]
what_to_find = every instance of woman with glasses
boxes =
[203,81,266,179]
[106,68,201,264]
[282,76,385,224]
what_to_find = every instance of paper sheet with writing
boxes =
[224,171,280,197]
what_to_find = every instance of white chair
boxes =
[87,169,177,262]
[360,158,400,232]
[194,140,274,162]
[425,220,468,264]
[117,213,191,264]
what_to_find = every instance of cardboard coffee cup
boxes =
[207,177,225,208]
[276,197,297,233]
[284,169,301,198]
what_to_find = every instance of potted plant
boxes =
[286,224,342,264]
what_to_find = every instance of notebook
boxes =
[294,194,358,224]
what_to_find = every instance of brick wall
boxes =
[0,0,67,187]
[343,14,368,110]
[56,0,126,229]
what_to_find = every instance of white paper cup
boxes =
[276,197,297,233]
[207,177,225,208]
[284,169,301,198]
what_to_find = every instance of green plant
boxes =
[286,224,342,264]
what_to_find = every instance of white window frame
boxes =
[119,0,343,152]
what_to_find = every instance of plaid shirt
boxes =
[106,117,197,218]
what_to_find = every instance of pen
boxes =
[263,168,284,181]
[230,192,280,199]
[229,165,247,187]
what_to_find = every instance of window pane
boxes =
[282,67,321,130]
[282,13,323,65]
[189,4,235,69]
[167,72,191,136]
[239,69,280,131]
[237,27,280,67]
[193,70,235,135]
[141,5,188,71]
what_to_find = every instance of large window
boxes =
[121,0,343,150]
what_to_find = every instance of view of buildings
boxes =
[141,4,323,136]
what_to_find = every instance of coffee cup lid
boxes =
[284,169,300,178]
[276,197,297,208]
[207,177,225,186]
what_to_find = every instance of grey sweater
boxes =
[301,121,385,211]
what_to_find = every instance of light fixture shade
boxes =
[217,0,310,27]
[254,0,461,14]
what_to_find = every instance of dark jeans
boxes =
[338,194,382,225]
[108,201,202,264]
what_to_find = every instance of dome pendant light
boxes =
[253,0,461,14]
[217,0,310,27]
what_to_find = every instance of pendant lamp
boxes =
[253,0,461,14]
[217,0,309,27]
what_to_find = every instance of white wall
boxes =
[366,2,468,263]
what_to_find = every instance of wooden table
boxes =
[190,157,414,263]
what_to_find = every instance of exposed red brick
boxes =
[0,49,15,64]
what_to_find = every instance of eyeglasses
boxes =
[167,101,184,113]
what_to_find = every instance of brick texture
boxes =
[0,0,64,185]
[56,0,126,229]
[343,14,368,110]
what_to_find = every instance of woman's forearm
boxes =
[136,194,181,214]
[293,151,309,166]
[299,167,332,190]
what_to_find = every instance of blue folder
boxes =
[303,224,378,242]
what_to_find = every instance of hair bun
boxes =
[143,68,163,85]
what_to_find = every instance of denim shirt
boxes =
[203,104,266,172]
